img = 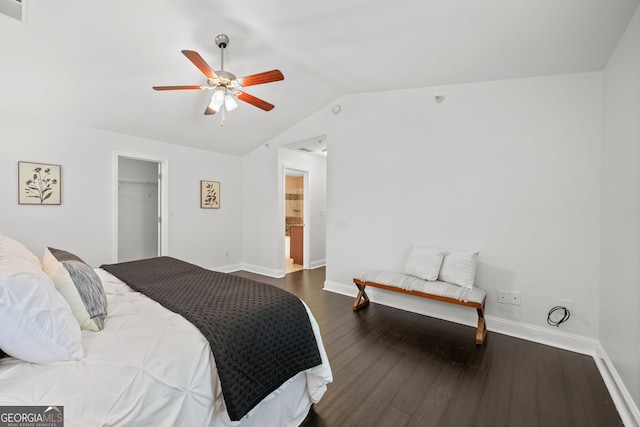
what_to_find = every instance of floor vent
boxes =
[0,0,25,23]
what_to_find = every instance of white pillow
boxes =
[438,249,479,289]
[0,235,42,269]
[42,247,108,331]
[0,258,83,363]
[403,245,446,281]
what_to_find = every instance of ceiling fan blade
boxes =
[182,50,218,79]
[152,85,204,91]
[237,92,275,111]
[237,70,284,88]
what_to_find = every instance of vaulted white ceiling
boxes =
[0,0,637,156]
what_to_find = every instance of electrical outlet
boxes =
[225,251,229,258]
[510,291,522,306]
[498,290,509,304]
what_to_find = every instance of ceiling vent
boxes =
[0,0,25,23]
[298,148,313,152]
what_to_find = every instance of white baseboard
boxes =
[323,280,357,297]
[324,279,638,426]
[237,260,326,277]
[308,259,326,269]
[594,342,640,427]
[240,263,285,278]
[210,263,244,273]
[484,315,597,355]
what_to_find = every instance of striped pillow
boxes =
[42,247,108,331]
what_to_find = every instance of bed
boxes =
[0,235,332,427]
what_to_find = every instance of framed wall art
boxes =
[18,161,61,205]
[200,180,220,209]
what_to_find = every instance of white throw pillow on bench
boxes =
[403,245,446,281]
[438,249,479,289]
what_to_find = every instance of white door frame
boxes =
[112,153,169,263]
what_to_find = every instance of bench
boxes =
[352,271,487,345]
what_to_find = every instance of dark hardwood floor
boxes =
[231,267,623,427]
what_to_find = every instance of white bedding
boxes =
[0,268,332,427]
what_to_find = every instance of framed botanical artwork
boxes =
[18,161,61,205]
[201,180,220,209]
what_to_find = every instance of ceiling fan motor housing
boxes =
[208,70,237,88]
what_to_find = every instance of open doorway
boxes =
[284,169,307,273]
[114,155,168,263]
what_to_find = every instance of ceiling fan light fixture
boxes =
[225,93,238,111]
[208,89,225,112]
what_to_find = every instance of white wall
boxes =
[317,73,604,342]
[601,4,640,418]
[241,137,327,276]
[0,109,243,270]
[242,145,281,275]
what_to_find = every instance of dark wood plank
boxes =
[583,358,625,427]
[317,345,404,426]
[465,332,495,370]
[309,370,358,416]
[507,339,539,427]
[431,329,472,389]
[342,353,418,425]
[460,331,515,426]
[558,349,623,427]
[407,383,453,427]
[376,406,411,427]
[537,372,572,426]
[438,366,488,426]
[390,353,443,414]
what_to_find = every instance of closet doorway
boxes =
[115,156,166,262]
[285,169,307,274]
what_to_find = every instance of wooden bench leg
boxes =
[476,306,487,345]
[353,282,370,311]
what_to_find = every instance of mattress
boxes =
[0,268,332,427]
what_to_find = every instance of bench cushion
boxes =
[357,270,486,304]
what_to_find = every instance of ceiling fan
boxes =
[152,34,284,125]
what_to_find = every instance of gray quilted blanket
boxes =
[100,256,321,421]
